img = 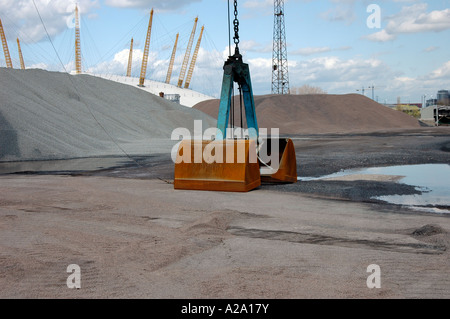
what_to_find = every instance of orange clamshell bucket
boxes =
[174,139,261,192]
[259,138,298,183]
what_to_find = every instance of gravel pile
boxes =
[194,93,421,134]
[0,68,215,161]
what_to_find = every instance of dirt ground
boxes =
[0,128,449,299]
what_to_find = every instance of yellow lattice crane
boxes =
[184,26,204,89]
[177,17,198,88]
[139,9,154,87]
[165,33,179,84]
[127,38,133,77]
[0,18,13,68]
[74,5,82,74]
[17,38,25,70]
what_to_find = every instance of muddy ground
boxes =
[80,128,450,205]
[0,127,449,299]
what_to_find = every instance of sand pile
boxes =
[0,68,215,162]
[194,94,421,134]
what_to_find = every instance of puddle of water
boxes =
[299,164,450,214]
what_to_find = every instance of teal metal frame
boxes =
[216,50,259,140]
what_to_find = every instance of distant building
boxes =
[164,94,181,104]
[421,105,450,126]
[437,90,450,106]
[426,99,438,108]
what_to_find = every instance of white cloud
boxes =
[365,3,450,42]
[104,0,201,11]
[243,0,273,9]
[0,0,99,43]
[320,0,357,25]
[286,56,390,95]
[246,57,272,93]
[361,60,450,101]
[242,54,390,96]
[84,45,224,96]
[363,29,396,42]
[239,40,272,54]
[428,61,450,80]
[424,46,438,53]
[291,47,331,56]
[27,62,48,70]
[390,5,450,33]
[87,48,145,75]
[248,57,272,72]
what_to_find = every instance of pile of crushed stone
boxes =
[0,68,215,161]
[194,93,421,135]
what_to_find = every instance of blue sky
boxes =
[1,0,449,104]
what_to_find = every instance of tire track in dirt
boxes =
[0,199,246,297]
[228,227,447,255]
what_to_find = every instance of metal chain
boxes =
[233,0,239,46]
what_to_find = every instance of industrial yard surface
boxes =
[1,69,449,299]
[1,129,449,299]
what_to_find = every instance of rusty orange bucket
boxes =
[174,139,261,192]
[258,138,298,183]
